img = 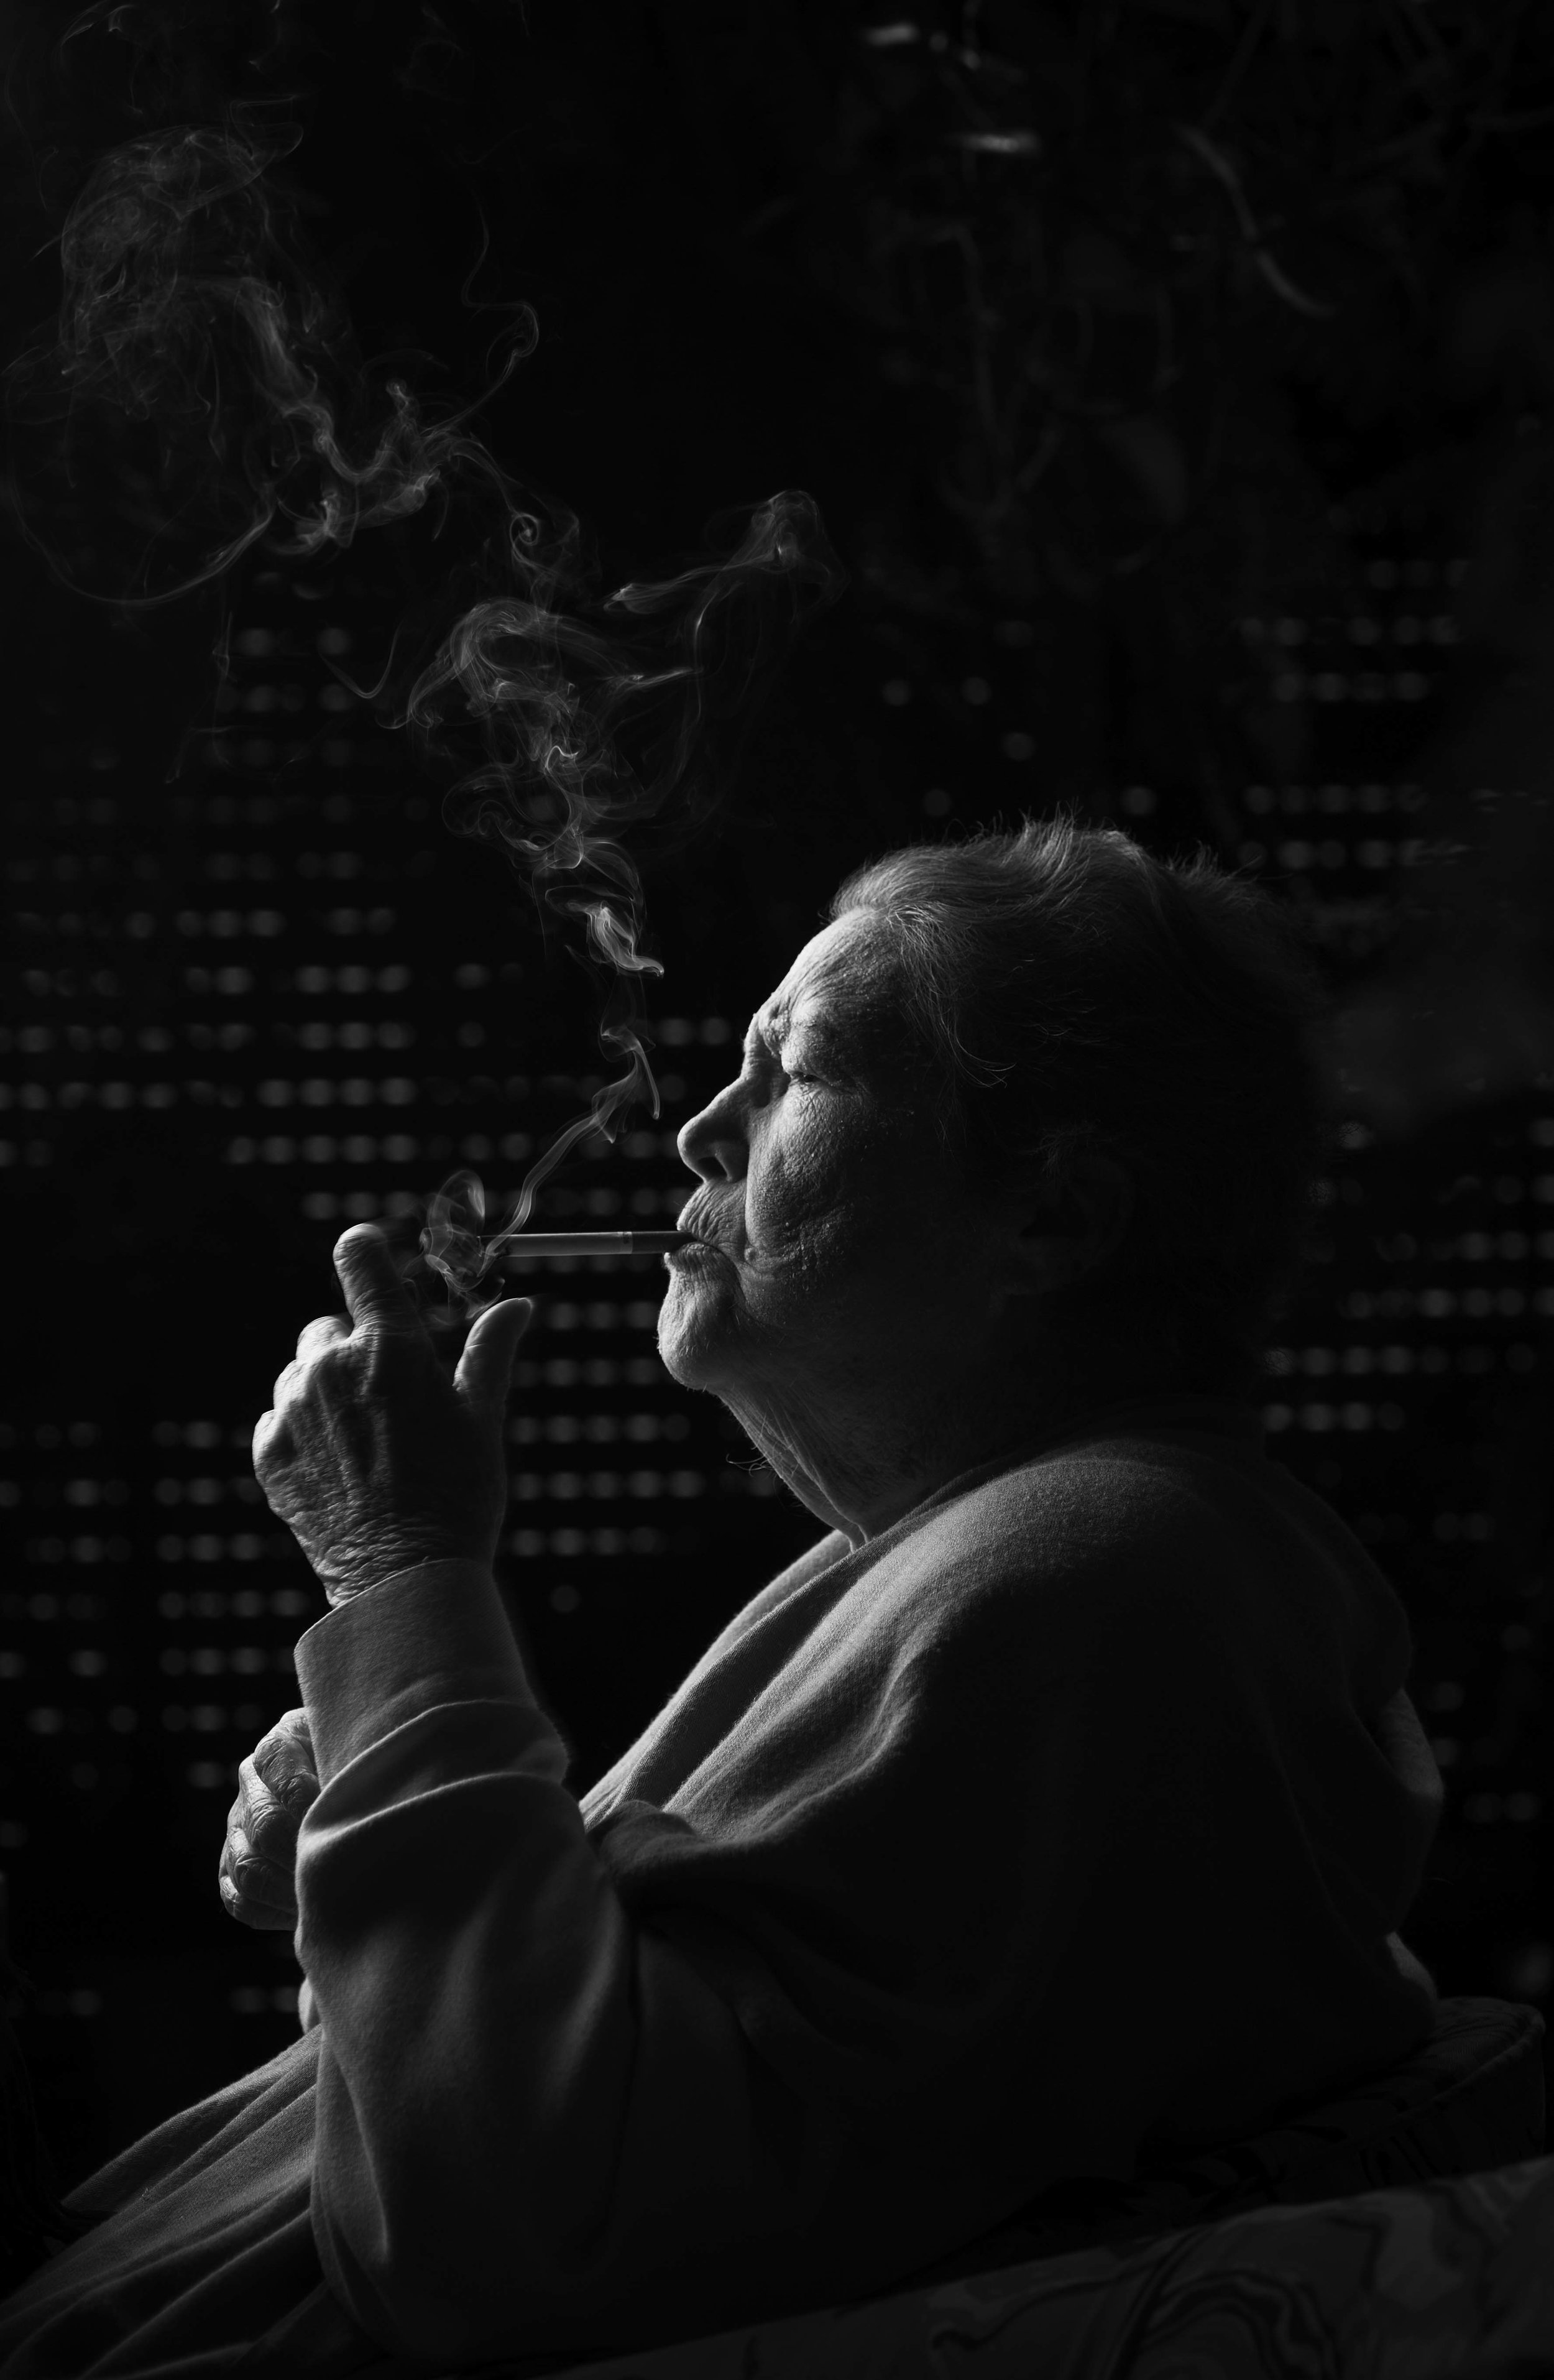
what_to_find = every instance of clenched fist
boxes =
[218,1708,320,1931]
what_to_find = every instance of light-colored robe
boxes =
[0,1396,1443,2376]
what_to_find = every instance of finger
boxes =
[219,1852,298,1931]
[224,1820,282,1889]
[333,1222,423,1339]
[236,1764,283,1849]
[295,1314,351,1363]
[252,1746,320,1816]
[269,1317,347,1411]
[228,1831,295,1899]
[252,1710,315,1769]
[244,1718,318,1824]
[259,1707,318,1781]
[237,1752,301,1844]
[453,1298,534,1423]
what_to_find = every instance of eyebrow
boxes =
[745,1002,793,1053]
[753,1002,842,1040]
[745,1005,855,1081]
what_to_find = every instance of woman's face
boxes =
[658,911,993,1408]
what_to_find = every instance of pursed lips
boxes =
[675,1206,738,1253]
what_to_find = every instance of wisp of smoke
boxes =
[2,85,845,1321]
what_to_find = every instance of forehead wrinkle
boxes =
[756,997,792,1039]
[752,990,847,1049]
[752,997,855,1058]
[751,923,905,1058]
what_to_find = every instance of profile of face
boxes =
[658,910,962,1400]
[658,910,1138,1535]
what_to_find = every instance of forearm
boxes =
[291,1564,793,2367]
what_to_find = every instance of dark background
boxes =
[1,0,1552,2189]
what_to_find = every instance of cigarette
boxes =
[498,1230,695,1261]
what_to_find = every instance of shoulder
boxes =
[886,1436,1264,1664]
[929,1432,1243,1565]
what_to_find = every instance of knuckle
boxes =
[246,1808,293,1857]
[232,1850,294,1907]
[236,1899,289,1932]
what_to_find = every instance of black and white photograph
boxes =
[0,4,1550,2373]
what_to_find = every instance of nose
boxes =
[676,1077,748,1184]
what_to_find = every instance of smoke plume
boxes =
[2,87,844,1318]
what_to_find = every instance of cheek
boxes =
[743,1118,839,1245]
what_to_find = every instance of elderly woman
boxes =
[0,817,1443,2378]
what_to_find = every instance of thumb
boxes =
[454,1297,534,1419]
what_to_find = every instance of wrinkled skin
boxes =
[223,908,1167,1935]
[229,1230,530,1935]
[252,1228,533,1605]
[218,1706,319,1930]
[659,909,1156,1546]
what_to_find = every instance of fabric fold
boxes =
[0,1398,1445,2378]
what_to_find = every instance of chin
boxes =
[656,1273,745,1394]
[656,1286,720,1390]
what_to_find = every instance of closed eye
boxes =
[744,1034,816,1087]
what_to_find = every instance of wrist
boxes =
[320,1545,492,1607]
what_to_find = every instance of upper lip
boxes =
[676,1207,728,1248]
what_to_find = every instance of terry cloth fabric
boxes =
[0,1395,1445,2378]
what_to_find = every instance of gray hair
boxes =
[829,811,1340,1401]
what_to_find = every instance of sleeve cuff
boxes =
[294,1559,542,1783]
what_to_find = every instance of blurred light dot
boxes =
[922,788,951,816]
[880,678,911,706]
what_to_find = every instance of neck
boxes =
[718,1348,1192,1547]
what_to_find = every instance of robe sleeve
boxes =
[292,1559,848,2367]
[291,1493,1440,2372]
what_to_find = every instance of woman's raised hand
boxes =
[218,1707,320,1930]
